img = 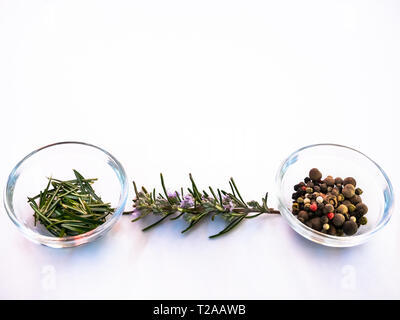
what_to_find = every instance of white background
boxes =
[1,0,399,299]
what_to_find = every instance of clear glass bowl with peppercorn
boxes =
[276,144,394,247]
[3,141,129,248]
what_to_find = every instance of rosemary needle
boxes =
[28,170,114,237]
[127,174,280,238]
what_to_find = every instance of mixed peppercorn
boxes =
[292,168,368,236]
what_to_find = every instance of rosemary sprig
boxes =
[126,174,280,238]
[28,170,114,237]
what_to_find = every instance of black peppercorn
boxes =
[343,220,358,235]
[309,168,322,181]
[350,195,362,205]
[298,210,309,222]
[343,177,356,187]
[330,188,339,197]
[304,177,311,183]
[324,176,335,186]
[310,217,322,231]
[343,200,351,206]
[332,213,345,227]
[320,183,328,193]
[335,177,343,186]
[356,203,368,215]
[342,184,355,199]
[306,181,314,188]
[323,204,334,214]
[321,215,329,224]
[328,225,337,236]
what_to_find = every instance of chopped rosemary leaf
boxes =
[28,170,114,237]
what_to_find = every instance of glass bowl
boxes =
[3,141,129,248]
[276,143,394,247]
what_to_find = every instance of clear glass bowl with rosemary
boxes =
[4,142,129,248]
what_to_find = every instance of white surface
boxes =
[0,0,399,299]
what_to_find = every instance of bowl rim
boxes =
[3,141,129,246]
[275,143,394,247]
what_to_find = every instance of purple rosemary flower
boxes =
[167,191,178,198]
[223,201,234,212]
[180,194,195,208]
[222,194,231,203]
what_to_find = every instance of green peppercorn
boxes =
[347,203,356,213]
[355,188,363,195]
[343,177,356,187]
[332,213,345,227]
[309,168,322,181]
[359,216,368,225]
[356,203,368,215]
[337,194,345,202]
[336,204,348,214]
[306,187,313,194]
[297,197,304,204]
[304,203,311,211]
[343,220,358,235]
